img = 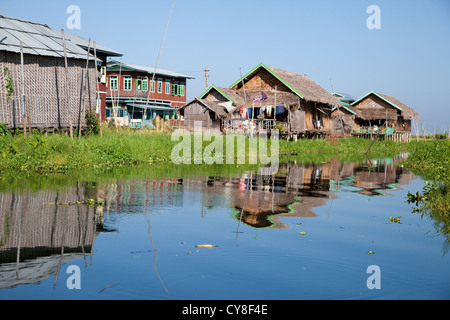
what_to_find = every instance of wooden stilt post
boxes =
[93,41,102,137]
[240,67,249,121]
[78,38,91,140]
[61,29,73,139]
[274,85,277,125]
[19,41,27,138]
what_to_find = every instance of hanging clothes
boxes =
[260,106,266,116]
[248,108,252,119]
[276,105,285,114]
[266,105,272,117]
[240,106,248,119]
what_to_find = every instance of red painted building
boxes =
[64,34,123,122]
[106,60,193,127]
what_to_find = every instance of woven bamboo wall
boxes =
[353,95,399,121]
[237,68,290,92]
[0,51,97,130]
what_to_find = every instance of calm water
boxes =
[0,156,449,300]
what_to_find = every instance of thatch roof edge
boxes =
[229,63,343,107]
[352,91,420,120]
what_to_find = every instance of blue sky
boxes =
[1,0,449,133]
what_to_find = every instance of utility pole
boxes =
[204,67,209,89]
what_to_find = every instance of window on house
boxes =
[165,80,171,95]
[179,83,185,96]
[124,75,132,91]
[110,76,118,91]
[172,81,179,95]
[136,76,148,92]
[150,79,155,92]
[171,81,185,96]
[142,77,148,92]
[158,78,163,93]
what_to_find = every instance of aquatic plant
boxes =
[403,139,450,254]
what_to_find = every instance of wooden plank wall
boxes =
[183,101,221,132]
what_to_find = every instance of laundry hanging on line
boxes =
[276,105,285,114]
[240,106,248,119]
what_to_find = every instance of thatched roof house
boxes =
[181,63,343,134]
[178,98,231,132]
[350,91,420,133]
[331,105,358,133]
[0,15,97,131]
[229,64,342,108]
[229,63,343,132]
[199,85,246,107]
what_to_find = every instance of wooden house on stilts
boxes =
[0,15,97,132]
[348,91,420,141]
[179,63,343,138]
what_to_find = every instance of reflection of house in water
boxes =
[179,156,415,229]
[101,178,184,214]
[329,154,415,197]
[180,163,334,229]
[0,186,100,289]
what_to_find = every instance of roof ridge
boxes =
[0,14,50,28]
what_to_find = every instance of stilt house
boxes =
[0,15,98,131]
[349,91,420,137]
[227,63,342,135]
[180,63,343,137]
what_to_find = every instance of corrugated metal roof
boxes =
[0,15,94,60]
[64,33,122,57]
[107,60,194,79]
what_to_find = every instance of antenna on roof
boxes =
[204,67,209,89]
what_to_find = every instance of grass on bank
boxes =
[0,125,412,174]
